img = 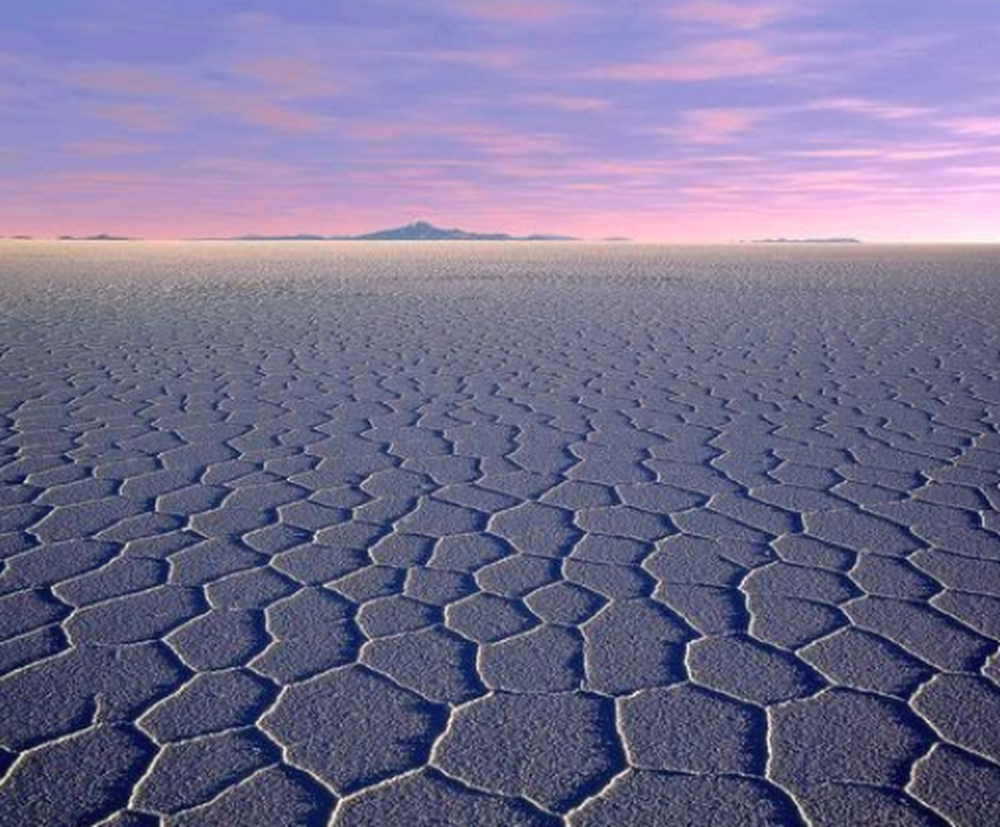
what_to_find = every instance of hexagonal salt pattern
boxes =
[1,241,999,826]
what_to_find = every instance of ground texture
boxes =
[1,242,999,826]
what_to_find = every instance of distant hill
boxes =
[356,221,512,241]
[59,233,132,241]
[749,237,862,244]
[226,221,577,242]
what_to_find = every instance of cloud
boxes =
[668,108,763,143]
[416,48,524,71]
[518,94,610,112]
[199,94,330,132]
[74,67,173,96]
[438,0,577,25]
[62,139,159,158]
[809,97,929,120]
[794,144,975,162]
[227,56,345,98]
[663,1,795,30]
[98,104,176,133]
[590,39,799,82]
[943,117,1000,138]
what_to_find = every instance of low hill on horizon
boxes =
[227,221,577,242]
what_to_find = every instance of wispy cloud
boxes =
[663,1,797,30]
[589,39,800,82]
[438,0,577,25]
[518,94,611,112]
[227,56,346,98]
[943,117,1000,137]
[98,104,177,133]
[809,97,930,120]
[62,139,159,158]
[668,108,763,143]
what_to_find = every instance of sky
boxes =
[1,0,999,241]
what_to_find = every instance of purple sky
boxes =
[2,0,999,240]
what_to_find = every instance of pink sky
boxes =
[1,1,999,241]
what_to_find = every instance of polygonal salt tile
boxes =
[747,595,847,650]
[574,506,673,542]
[0,588,70,640]
[525,582,605,626]
[435,691,623,813]
[615,482,705,513]
[278,500,346,532]
[565,559,654,600]
[0,724,154,827]
[362,626,484,703]
[913,675,1000,762]
[0,625,68,674]
[910,548,1000,594]
[772,535,854,571]
[490,502,581,558]
[909,745,1000,827]
[396,499,486,536]
[480,625,583,692]
[644,535,746,586]
[139,669,276,742]
[769,688,933,790]
[744,562,858,604]
[569,771,797,827]
[404,567,476,606]
[583,599,689,694]
[133,728,278,814]
[336,769,556,827]
[358,595,441,638]
[620,684,765,774]
[571,534,650,566]
[804,510,919,557]
[846,596,993,672]
[793,783,943,827]
[67,586,203,645]
[369,532,435,566]
[169,537,264,587]
[169,764,334,827]
[332,565,405,603]
[541,481,617,509]
[654,583,748,635]
[168,608,267,671]
[429,533,508,572]
[263,666,444,794]
[801,628,933,698]
[688,634,824,704]
[477,555,561,598]
[849,554,940,599]
[446,593,536,643]
[932,590,1000,638]
[205,566,297,609]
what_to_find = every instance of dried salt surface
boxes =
[0,239,999,826]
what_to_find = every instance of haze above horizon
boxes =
[2,1,998,242]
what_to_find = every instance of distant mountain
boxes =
[225,221,577,242]
[356,221,512,241]
[749,237,862,244]
[59,233,132,241]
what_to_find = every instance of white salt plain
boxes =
[0,240,999,826]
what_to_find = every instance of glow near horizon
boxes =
[1,1,999,242]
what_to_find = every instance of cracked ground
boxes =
[1,241,999,826]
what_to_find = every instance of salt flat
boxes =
[1,241,999,826]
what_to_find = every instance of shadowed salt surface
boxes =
[1,240,999,826]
